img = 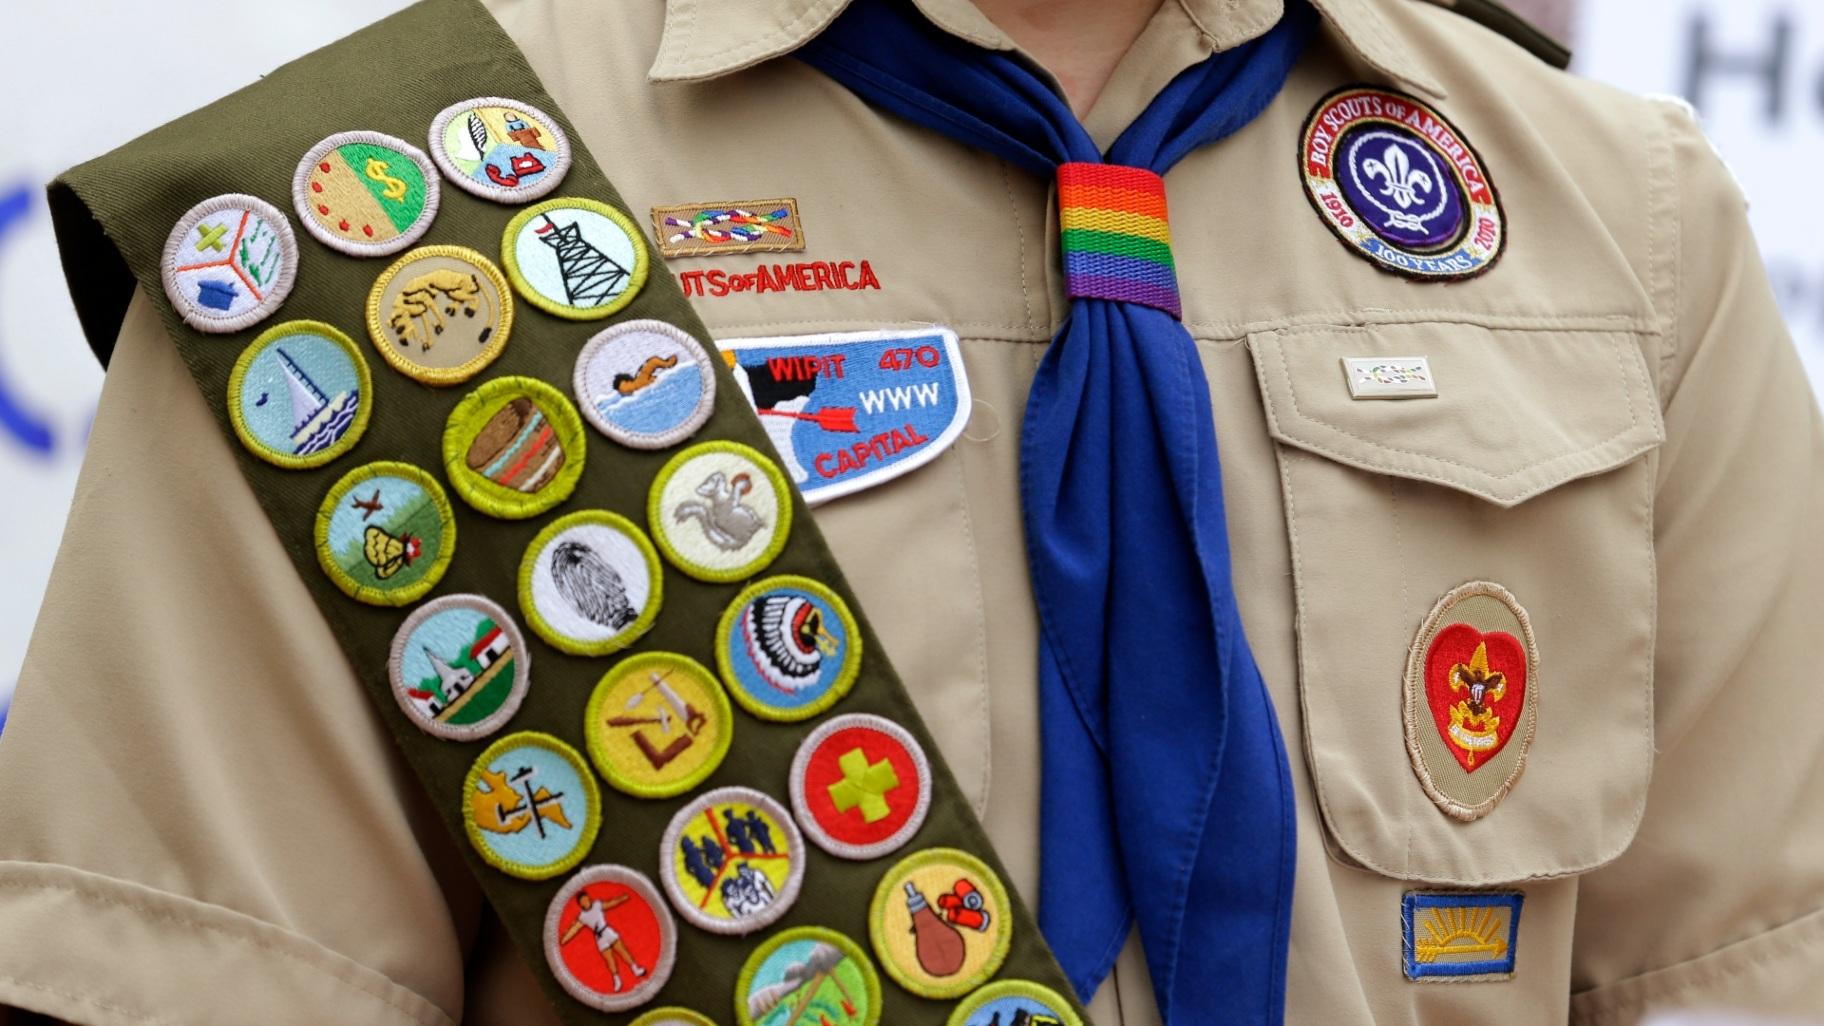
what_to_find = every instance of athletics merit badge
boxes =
[717,328,971,505]
[1300,86,1504,280]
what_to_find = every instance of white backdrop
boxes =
[1,0,1819,739]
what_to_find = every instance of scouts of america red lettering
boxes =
[677,260,882,298]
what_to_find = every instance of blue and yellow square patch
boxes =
[1402,891,1522,981]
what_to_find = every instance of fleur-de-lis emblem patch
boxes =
[1361,142,1434,227]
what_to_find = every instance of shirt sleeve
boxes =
[1566,98,1824,1024]
[0,294,475,1026]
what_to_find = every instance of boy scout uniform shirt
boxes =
[2,0,1821,1023]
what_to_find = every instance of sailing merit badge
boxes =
[1300,87,1504,280]
[718,328,971,505]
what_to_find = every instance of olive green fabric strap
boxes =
[47,1,1085,1021]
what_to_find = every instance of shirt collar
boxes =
[649,0,1446,98]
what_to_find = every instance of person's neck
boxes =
[970,0,1167,117]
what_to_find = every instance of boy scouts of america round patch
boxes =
[629,1009,718,1026]
[293,131,440,257]
[519,510,663,656]
[574,320,718,450]
[544,865,676,1012]
[790,714,931,861]
[1300,86,1504,280]
[583,652,734,799]
[366,245,514,386]
[161,194,298,333]
[869,847,1012,999]
[735,926,883,1026]
[659,786,805,935]
[649,442,793,583]
[502,197,649,320]
[463,731,601,880]
[428,97,572,204]
[387,594,530,741]
[315,461,456,606]
[946,981,1084,1026]
[443,376,587,519]
[716,576,862,722]
[1404,581,1539,821]
[227,320,371,469]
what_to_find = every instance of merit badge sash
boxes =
[47,2,1085,1023]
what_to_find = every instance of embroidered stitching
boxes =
[867,847,1013,1000]
[314,460,456,607]
[944,979,1085,1026]
[442,375,587,519]
[365,245,515,386]
[427,97,572,204]
[1401,890,1523,981]
[584,652,734,799]
[461,732,600,881]
[574,319,718,450]
[518,510,663,657]
[387,594,531,741]
[161,194,299,334]
[733,925,882,1026]
[659,786,805,936]
[628,1009,719,1026]
[715,575,862,723]
[544,865,677,1011]
[789,713,932,861]
[226,320,372,470]
[292,131,441,257]
[501,197,649,321]
[648,441,793,583]
[650,198,805,258]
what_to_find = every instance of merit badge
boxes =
[161,194,298,333]
[519,510,662,656]
[869,848,1011,999]
[719,328,970,505]
[631,1010,718,1026]
[716,576,861,722]
[462,731,600,880]
[736,926,882,1026]
[583,652,733,799]
[387,594,530,741]
[545,865,676,1011]
[1300,86,1504,280]
[501,197,648,320]
[650,198,805,259]
[428,96,571,203]
[227,320,371,469]
[366,245,513,385]
[1404,581,1539,821]
[1402,891,1523,981]
[790,714,931,860]
[443,376,587,519]
[315,461,455,606]
[649,442,792,582]
[574,320,718,450]
[946,981,1084,1026]
[660,786,804,935]
[293,130,440,256]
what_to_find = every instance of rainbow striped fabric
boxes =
[1057,162,1179,318]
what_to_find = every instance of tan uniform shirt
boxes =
[3,0,1822,1023]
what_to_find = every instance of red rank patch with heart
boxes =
[1423,623,1527,773]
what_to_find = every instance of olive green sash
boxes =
[46,1,1086,1021]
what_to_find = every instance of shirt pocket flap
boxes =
[1249,324,1665,508]
[1248,322,1664,885]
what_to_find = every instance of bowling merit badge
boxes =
[718,328,971,505]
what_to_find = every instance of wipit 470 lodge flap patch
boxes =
[719,328,972,506]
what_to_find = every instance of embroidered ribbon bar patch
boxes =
[1057,162,1180,318]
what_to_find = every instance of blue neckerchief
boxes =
[798,4,1315,1023]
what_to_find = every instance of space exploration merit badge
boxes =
[661,786,806,935]
[1401,891,1523,981]
[293,130,441,257]
[575,320,718,450]
[1300,86,1505,280]
[388,594,531,741]
[520,510,663,657]
[719,328,971,505]
[366,245,514,385]
[1404,581,1539,822]
[315,460,456,606]
[791,714,932,861]
[717,576,862,723]
[429,96,572,203]
[463,731,601,880]
[651,198,806,259]
[502,197,649,320]
[545,865,677,1012]
[947,981,1084,1026]
[870,848,1011,999]
[584,652,734,799]
[227,320,371,469]
[443,375,587,519]
[737,926,883,1026]
[162,194,298,333]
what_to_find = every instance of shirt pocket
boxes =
[1248,322,1664,884]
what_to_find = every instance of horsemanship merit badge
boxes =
[1300,86,1505,279]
